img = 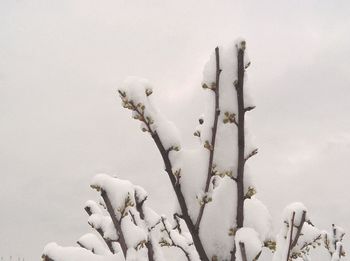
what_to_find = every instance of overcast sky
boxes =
[1,0,350,260]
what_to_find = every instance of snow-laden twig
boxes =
[195,46,221,230]
[84,202,116,253]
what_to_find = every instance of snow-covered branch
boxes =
[43,39,345,261]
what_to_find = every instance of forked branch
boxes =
[119,89,209,261]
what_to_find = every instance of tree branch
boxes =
[134,192,155,261]
[290,211,306,249]
[244,106,256,112]
[230,242,236,261]
[244,148,258,163]
[239,242,248,261]
[174,213,183,234]
[286,211,296,261]
[230,40,248,261]
[100,189,128,257]
[84,206,115,254]
[195,46,221,230]
[76,241,94,254]
[235,41,247,230]
[124,100,209,261]
[160,217,191,261]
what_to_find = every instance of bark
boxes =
[236,45,246,230]
[151,132,209,261]
[231,41,249,261]
[100,189,128,257]
[195,46,221,230]
[135,193,155,261]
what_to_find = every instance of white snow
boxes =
[235,227,262,261]
[77,233,111,256]
[43,243,124,261]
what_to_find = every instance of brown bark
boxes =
[230,41,249,261]
[151,132,209,261]
[236,44,246,230]
[195,46,221,230]
[122,81,209,260]
[100,189,128,257]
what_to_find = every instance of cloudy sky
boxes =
[1,0,350,260]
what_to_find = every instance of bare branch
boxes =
[291,211,307,249]
[244,106,256,112]
[286,211,296,261]
[231,39,248,261]
[160,217,191,261]
[195,46,221,230]
[244,149,258,163]
[235,40,247,230]
[100,189,128,257]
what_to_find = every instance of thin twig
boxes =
[195,46,221,230]
[291,211,306,249]
[160,217,191,261]
[84,206,115,253]
[100,189,128,257]
[244,148,258,162]
[286,211,296,261]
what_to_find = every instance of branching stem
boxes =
[128,101,209,261]
[161,217,191,261]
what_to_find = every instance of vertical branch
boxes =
[286,210,307,260]
[195,46,221,230]
[230,243,236,261]
[290,211,306,249]
[230,40,247,261]
[235,41,246,229]
[100,189,128,257]
[239,242,248,261]
[286,212,296,261]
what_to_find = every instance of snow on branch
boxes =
[42,242,124,261]
[43,39,345,261]
[118,78,209,261]
[324,224,346,260]
[273,203,331,261]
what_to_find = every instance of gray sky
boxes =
[1,0,350,260]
